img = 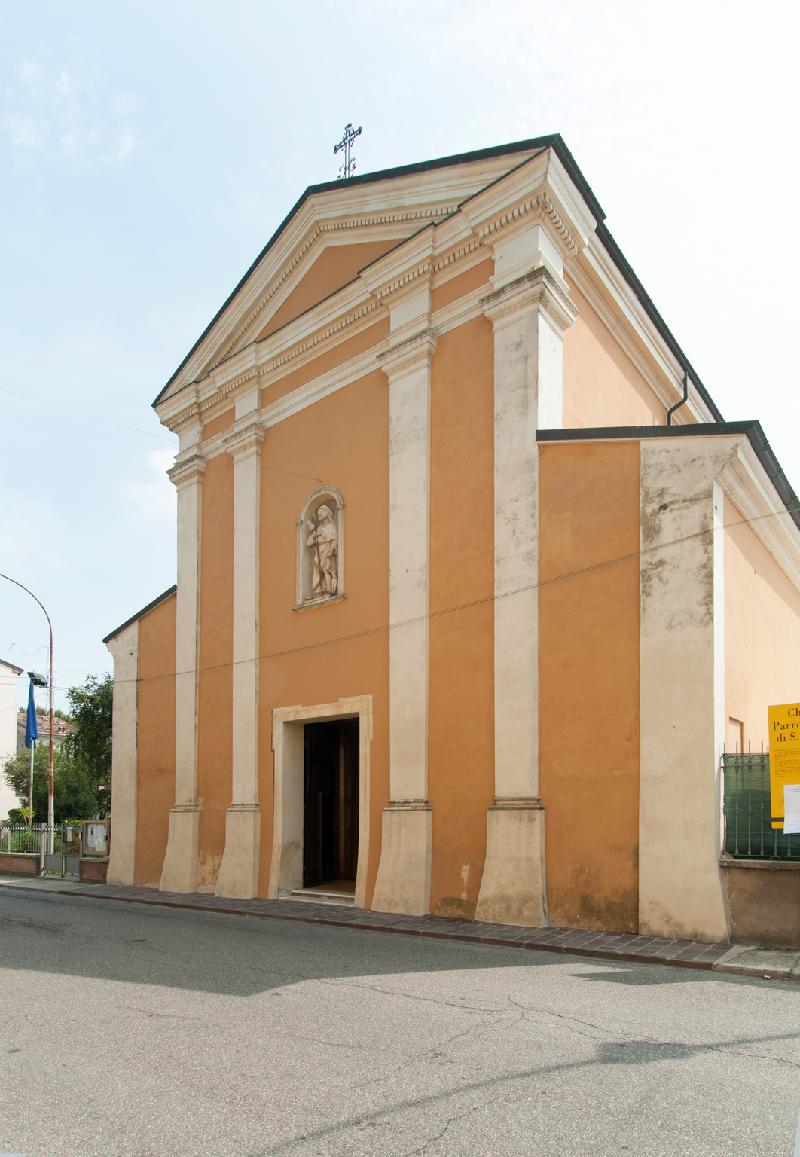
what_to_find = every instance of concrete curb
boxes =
[1,875,794,983]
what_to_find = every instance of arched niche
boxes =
[296,487,345,608]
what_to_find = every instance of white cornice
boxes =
[160,151,598,431]
[159,152,535,407]
[719,443,800,592]
[199,344,381,461]
[461,150,597,259]
[157,141,721,447]
[214,209,445,370]
[161,232,486,433]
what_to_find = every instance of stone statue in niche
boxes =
[306,503,338,597]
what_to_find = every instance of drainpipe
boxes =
[666,370,689,426]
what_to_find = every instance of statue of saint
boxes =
[306,504,338,597]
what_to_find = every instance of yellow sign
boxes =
[768,703,800,829]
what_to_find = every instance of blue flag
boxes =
[25,680,38,748]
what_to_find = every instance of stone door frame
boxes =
[268,695,372,908]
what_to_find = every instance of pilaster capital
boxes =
[482,267,577,338]
[168,451,207,490]
[224,420,265,462]
[379,330,437,380]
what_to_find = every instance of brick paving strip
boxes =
[1,875,797,981]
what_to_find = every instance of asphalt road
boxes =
[0,889,799,1157]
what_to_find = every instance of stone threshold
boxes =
[0,874,795,982]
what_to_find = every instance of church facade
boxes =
[105,135,800,941]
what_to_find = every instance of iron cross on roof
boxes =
[334,122,362,180]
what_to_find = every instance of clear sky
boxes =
[2,0,799,710]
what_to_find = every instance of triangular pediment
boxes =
[154,140,550,410]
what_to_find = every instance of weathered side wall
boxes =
[562,282,666,429]
[258,369,390,903]
[196,454,234,892]
[721,861,800,947]
[135,595,176,888]
[539,440,641,931]
[428,316,494,918]
[724,495,800,749]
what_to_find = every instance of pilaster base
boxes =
[215,804,261,899]
[107,840,135,887]
[371,802,432,915]
[159,804,200,894]
[475,800,547,927]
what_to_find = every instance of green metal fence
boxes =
[722,752,800,860]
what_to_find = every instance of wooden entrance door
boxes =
[303,718,359,888]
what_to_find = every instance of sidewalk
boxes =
[1,873,797,982]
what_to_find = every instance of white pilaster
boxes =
[476,261,576,927]
[372,290,436,916]
[106,622,139,886]
[160,450,205,894]
[216,416,263,898]
[639,437,737,942]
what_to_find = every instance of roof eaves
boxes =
[0,658,23,676]
[103,585,177,645]
[152,131,723,428]
[538,422,799,534]
[152,133,575,410]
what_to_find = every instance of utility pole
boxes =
[1,574,55,849]
[26,670,48,825]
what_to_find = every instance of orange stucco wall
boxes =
[562,281,666,429]
[196,453,234,891]
[202,408,235,442]
[431,259,493,312]
[135,595,176,887]
[539,441,641,932]
[725,495,800,749]
[257,370,390,901]
[258,240,399,341]
[428,316,494,918]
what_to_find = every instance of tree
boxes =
[1,673,113,822]
[63,673,113,810]
[2,745,97,822]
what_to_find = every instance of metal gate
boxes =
[0,823,82,877]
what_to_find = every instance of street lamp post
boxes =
[1,574,54,847]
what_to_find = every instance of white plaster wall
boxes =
[0,667,21,820]
[106,624,139,885]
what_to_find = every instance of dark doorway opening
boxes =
[303,718,359,890]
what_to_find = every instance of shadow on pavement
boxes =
[0,885,784,999]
